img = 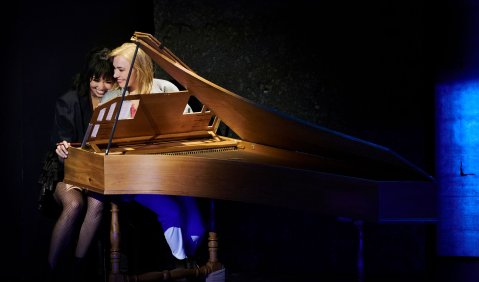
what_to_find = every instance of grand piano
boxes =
[64,32,436,281]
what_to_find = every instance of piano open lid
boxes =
[124,32,432,183]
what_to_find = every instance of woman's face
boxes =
[90,76,114,98]
[113,55,136,90]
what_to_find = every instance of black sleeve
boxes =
[50,93,77,145]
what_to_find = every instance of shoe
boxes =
[172,258,203,282]
[185,258,200,270]
[174,258,187,269]
[174,258,200,270]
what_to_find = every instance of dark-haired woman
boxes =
[46,47,115,280]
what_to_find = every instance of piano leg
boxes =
[337,217,365,282]
[354,220,364,282]
[203,231,223,271]
[109,202,123,282]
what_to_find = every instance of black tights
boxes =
[48,182,104,269]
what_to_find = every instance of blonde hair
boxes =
[109,42,154,94]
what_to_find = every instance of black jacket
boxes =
[51,90,92,145]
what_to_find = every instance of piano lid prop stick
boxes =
[80,123,93,149]
[105,43,140,155]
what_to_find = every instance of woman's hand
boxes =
[55,140,70,161]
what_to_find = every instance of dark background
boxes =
[2,0,476,281]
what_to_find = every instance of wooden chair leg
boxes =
[108,199,224,282]
[109,202,122,282]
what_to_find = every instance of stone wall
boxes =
[152,0,435,171]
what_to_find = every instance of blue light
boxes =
[436,80,479,257]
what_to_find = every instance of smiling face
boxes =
[89,75,114,98]
[113,55,137,93]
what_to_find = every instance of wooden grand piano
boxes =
[64,32,436,281]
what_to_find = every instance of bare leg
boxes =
[48,182,85,268]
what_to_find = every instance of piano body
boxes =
[63,32,436,280]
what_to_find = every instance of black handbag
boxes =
[37,150,63,218]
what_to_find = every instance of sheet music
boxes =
[97,108,106,122]
[118,100,140,120]
[106,102,116,121]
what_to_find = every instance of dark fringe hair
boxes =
[73,47,114,97]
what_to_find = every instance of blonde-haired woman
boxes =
[101,42,179,101]
[101,42,205,268]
